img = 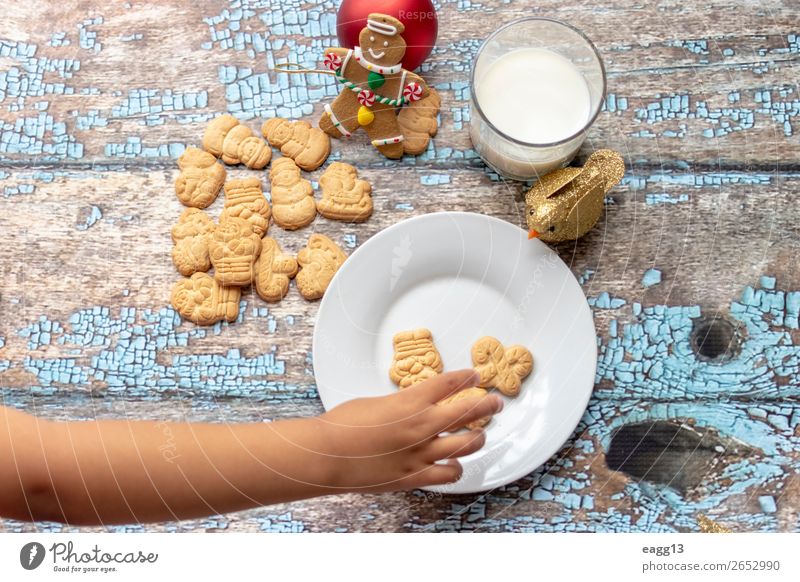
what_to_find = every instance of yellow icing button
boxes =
[357,105,375,126]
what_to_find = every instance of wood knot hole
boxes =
[690,316,741,362]
[605,421,722,492]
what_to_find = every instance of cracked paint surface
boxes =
[1,270,797,532]
[10,304,310,401]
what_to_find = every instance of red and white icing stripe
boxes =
[324,103,352,137]
[396,70,408,102]
[371,134,405,147]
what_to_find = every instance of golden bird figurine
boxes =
[526,149,625,242]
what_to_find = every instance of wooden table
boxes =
[1,0,798,532]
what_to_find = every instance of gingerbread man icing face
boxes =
[319,13,430,160]
[358,16,407,67]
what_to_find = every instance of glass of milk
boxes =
[469,18,606,181]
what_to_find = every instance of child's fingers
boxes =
[417,459,463,486]
[432,393,503,434]
[424,429,485,462]
[406,369,481,404]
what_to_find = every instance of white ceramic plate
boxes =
[313,211,596,493]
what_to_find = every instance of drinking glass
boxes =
[468,18,606,181]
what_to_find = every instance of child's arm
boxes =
[0,369,499,525]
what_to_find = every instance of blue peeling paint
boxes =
[257,512,305,532]
[76,205,103,230]
[642,268,662,287]
[420,174,451,185]
[596,275,800,399]
[341,233,357,249]
[77,17,103,53]
[18,316,64,350]
[9,305,311,400]
[645,192,690,205]
[577,269,595,285]
[633,88,799,138]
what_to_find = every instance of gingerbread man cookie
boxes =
[175,147,226,208]
[254,237,299,303]
[171,272,241,325]
[269,157,317,230]
[471,337,533,397]
[397,88,441,155]
[319,13,430,159]
[203,114,271,169]
[295,233,347,300]
[209,217,262,287]
[317,162,373,222]
[171,208,214,276]
[261,118,330,171]
[389,328,444,389]
[438,387,491,430]
[220,178,271,237]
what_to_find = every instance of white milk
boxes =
[475,48,592,144]
[470,47,594,178]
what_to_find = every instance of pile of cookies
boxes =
[170,113,371,325]
[389,329,534,429]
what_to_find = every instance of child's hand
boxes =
[317,369,503,492]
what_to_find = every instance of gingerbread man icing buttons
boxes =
[261,118,330,171]
[171,272,241,325]
[175,147,226,209]
[254,237,299,303]
[389,328,444,389]
[319,13,430,159]
[317,162,373,222]
[471,336,533,397]
[171,208,215,276]
[209,217,262,287]
[220,177,271,237]
[295,233,347,300]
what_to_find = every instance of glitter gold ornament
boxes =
[697,514,732,533]
[525,149,625,243]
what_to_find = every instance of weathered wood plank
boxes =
[1,0,798,169]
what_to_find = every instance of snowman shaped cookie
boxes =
[319,13,430,159]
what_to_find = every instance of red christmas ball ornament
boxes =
[336,0,438,71]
